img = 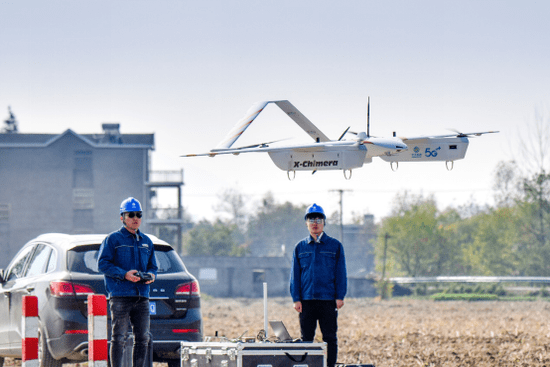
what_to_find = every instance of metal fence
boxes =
[390,276,550,284]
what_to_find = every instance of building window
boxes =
[0,204,9,251]
[73,152,93,233]
[253,269,266,283]
[73,209,93,233]
[73,189,94,209]
[199,268,218,282]
[0,204,9,221]
[73,151,93,188]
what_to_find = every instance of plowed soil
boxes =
[202,297,550,367]
[5,298,549,367]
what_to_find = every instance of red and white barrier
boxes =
[88,294,108,367]
[22,295,39,367]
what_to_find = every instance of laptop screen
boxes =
[269,320,293,342]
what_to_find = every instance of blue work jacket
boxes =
[290,232,347,302]
[98,226,158,298]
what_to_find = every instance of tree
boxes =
[184,219,248,256]
[434,208,467,274]
[493,161,522,208]
[377,192,448,277]
[460,207,520,275]
[214,187,249,232]
[516,105,550,175]
[512,172,550,275]
[246,192,307,257]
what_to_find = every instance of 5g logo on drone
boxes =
[425,147,441,157]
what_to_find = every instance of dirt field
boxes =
[4,297,549,367]
[202,297,550,367]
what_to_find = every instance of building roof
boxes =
[0,128,155,149]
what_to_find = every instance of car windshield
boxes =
[67,244,187,274]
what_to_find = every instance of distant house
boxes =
[183,256,291,298]
[183,255,377,299]
[0,121,184,268]
[183,215,379,299]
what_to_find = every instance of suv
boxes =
[0,233,202,367]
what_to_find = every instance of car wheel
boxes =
[38,329,63,367]
[167,359,180,367]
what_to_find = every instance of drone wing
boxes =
[213,100,331,152]
[215,101,271,150]
[400,130,499,141]
[183,140,359,157]
[272,100,331,142]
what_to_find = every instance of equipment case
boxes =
[180,341,327,367]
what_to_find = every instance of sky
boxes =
[1,0,549,225]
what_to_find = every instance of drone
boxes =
[182,99,498,180]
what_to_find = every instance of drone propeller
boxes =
[448,129,499,138]
[338,127,351,141]
[448,129,467,138]
[336,97,372,142]
[366,96,370,138]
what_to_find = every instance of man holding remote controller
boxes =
[98,197,158,367]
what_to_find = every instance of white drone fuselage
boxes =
[381,137,469,163]
[182,100,496,179]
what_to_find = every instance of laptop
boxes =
[269,320,293,342]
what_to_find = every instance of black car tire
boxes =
[167,359,180,367]
[38,329,63,367]
[0,356,4,367]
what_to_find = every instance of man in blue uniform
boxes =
[290,203,347,367]
[98,197,158,367]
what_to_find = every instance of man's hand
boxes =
[294,301,302,313]
[125,270,140,282]
[336,299,344,309]
[125,270,155,284]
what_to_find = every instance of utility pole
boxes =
[382,233,391,281]
[381,232,391,299]
[330,189,351,242]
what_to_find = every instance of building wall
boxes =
[341,217,377,277]
[182,255,377,298]
[0,133,150,268]
[183,256,292,298]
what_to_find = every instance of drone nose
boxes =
[396,144,408,151]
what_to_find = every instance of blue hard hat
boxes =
[304,203,326,220]
[120,197,142,215]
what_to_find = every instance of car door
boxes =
[0,245,35,352]
[8,243,53,351]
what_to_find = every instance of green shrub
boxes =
[529,289,540,297]
[415,283,428,296]
[431,293,499,301]
[473,284,485,294]
[494,284,506,296]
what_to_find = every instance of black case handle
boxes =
[285,352,308,362]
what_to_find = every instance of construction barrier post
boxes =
[88,294,108,367]
[22,295,39,367]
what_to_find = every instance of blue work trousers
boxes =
[299,300,339,367]
[110,297,151,367]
